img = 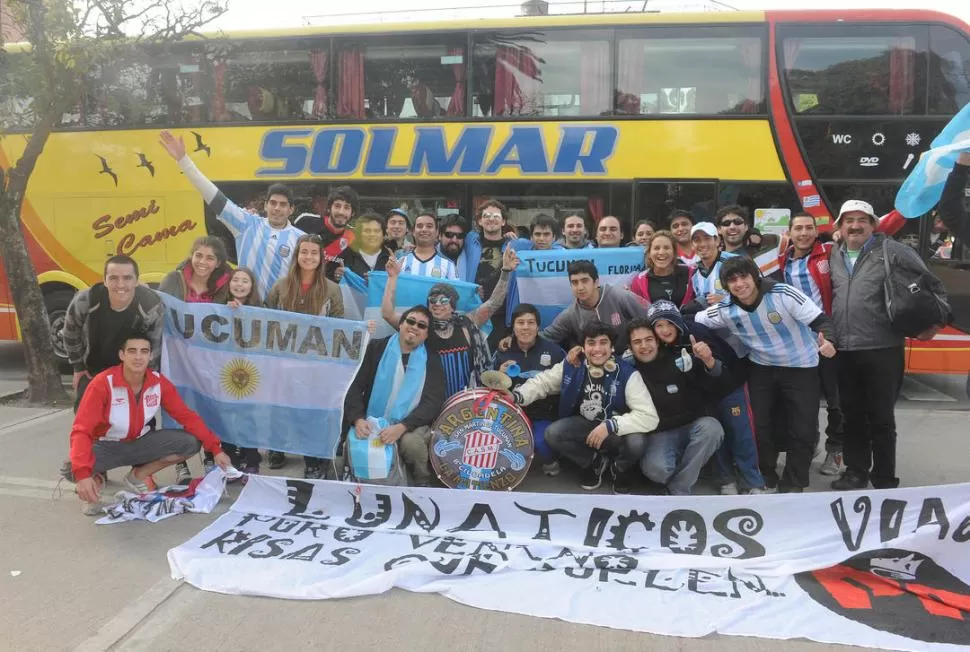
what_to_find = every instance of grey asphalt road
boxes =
[2,373,969,650]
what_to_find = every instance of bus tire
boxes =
[43,289,75,368]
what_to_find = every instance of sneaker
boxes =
[831,472,868,491]
[81,500,105,516]
[122,471,155,494]
[820,452,844,476]
[303,464,324,480]
[719,482,740,496]
[268,451,286,470]
[541,461,560,477]
[747,487,777,495]
[60,459,76,483]
[174,461,192,485]
[610,464,636,495]
[580,455,608,491]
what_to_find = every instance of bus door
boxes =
[0,266,15,342]
[633,180,718,228]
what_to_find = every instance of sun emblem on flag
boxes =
[220,359,260,399]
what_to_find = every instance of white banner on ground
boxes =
[97,468,235,524]
[169,478,970,651]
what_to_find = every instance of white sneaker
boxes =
[81,500,104,516]
[820,452,844,476]
[541,461,560,477]
[747,487,777,495]
[122,471,153,494]
[719,482,740,495]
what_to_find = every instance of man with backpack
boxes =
[829,200,949,491]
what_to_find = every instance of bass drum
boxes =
[430,389,534,490]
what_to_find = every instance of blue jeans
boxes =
[532,420,555,462]
[640,417,724,496]
[712,385,766,490]
[545,416,648,472]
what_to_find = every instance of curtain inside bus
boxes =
[580,41,610,116]
[446,47,466,116]
[338,48,365,119]
[494,46,540,115]
[310,50,329,118]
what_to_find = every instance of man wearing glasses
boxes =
[716,204,783,279]
[343,306,445,486]
[438,215,469,269]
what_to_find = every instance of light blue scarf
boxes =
[367,334,427,424]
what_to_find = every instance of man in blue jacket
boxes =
[511,321,659,494]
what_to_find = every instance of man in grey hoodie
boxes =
[540,260,647,351]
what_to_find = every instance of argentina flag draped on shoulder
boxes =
[896,102,970,218]
[513,247,645,325]
[159,294,369,460]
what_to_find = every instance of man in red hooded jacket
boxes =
[70,330,231,516]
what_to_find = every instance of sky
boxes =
[208,0,970,31]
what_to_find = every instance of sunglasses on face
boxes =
[428,296,451,306]
[442,231,465,240]
[720,219,745,227]
[404,317,429,330]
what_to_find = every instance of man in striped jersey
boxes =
[397,213,458,280]
[160,130,303,298]
[683,222,736,319]
[695,256,837,493]
[779,212,843,476]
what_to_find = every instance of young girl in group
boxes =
[218,267,263,479]
[264,234,344,479]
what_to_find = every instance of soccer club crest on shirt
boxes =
[610,312,622,326]
[767,311,783,325]
[278,244,291,258]
[430,389,533,491]
[539,352,551,367]
[431,268,442,278]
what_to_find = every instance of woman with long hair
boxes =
[629,230,695,307]
[159,236,232,483]
[265,234,343,479]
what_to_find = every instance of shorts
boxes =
[91,429,201,473]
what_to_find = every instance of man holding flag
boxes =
[344,306,445,487]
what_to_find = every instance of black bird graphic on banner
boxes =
[136,152,155,176]
[190,131,211,157]
[96,155,118,186]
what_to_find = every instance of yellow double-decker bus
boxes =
[1,8,969,373]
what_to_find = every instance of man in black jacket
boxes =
[343,305,445,486]
[628,318,727,495]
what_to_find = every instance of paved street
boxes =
[2,340,969,651]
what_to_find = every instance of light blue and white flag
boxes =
[340,268,369,321]
[159,294,369,459]
[896,102,970,218]
[363,272,485,339]
[514,247,645,326]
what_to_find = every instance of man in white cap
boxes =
[829,200,943,491]
[684,222,736,315]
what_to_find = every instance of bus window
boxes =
[616,26,764,116]
[718,182,801,232]
[929,25,970,115]
[217,41,320,122]
[333,35,467,120]
[472,29,611,118]
[470,182,612,233]
[780,25,928,115]
[635,182,717,228]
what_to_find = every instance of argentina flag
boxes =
[896,102,970,218]
[346,271,486,339]
[159,295,369,459]
[514,247,645,326]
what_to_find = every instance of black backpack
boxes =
[882,239,951,338]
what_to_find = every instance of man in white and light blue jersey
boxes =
[397,213,458,280]
[685,222,736,313]
[160,130,303,299]
[695,256,837,494]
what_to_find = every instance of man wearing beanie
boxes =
[626,317,727,496]
[645,300,770,494]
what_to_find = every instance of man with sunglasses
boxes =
[343,306,445,486]
[438,215,469,268]
[716,205,782,279]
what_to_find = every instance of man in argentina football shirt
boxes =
[695,256,837,495]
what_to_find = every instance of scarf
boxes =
[367,334,427,424]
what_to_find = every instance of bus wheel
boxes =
[43,289,75,365]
